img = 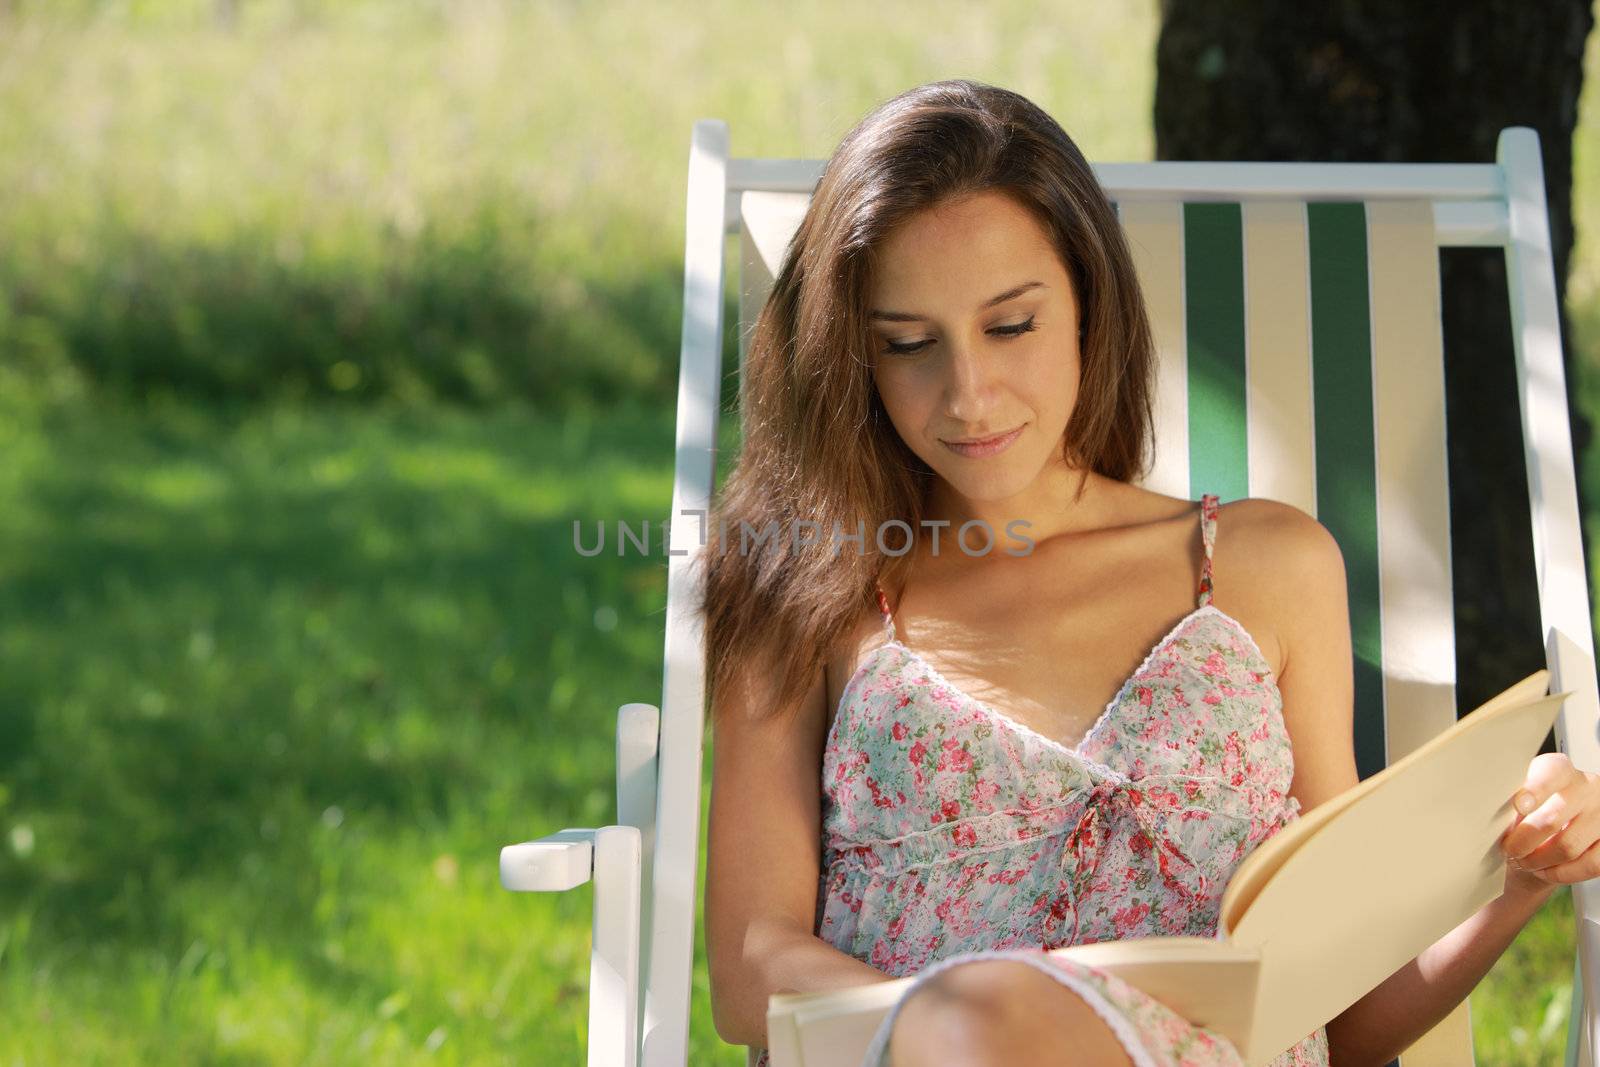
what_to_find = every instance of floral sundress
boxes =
[750,493,1330,1067]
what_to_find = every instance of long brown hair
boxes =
[694,78,1156,723]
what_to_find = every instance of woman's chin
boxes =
[929,467,1038,508]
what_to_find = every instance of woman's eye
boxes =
[881,316,1039,357]
[993,316,1039,339]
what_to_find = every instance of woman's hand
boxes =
[1499,751,1600,900]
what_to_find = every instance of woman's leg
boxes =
[885,957,1143,1067]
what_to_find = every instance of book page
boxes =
[1227,676,1565,1064]
[1218,669,1555,933]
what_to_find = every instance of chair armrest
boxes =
[502,824,643,1066]
[501,827,603,892]
[503,702,660,897]
[500,703,657,1061]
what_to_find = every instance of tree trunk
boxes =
[1154,1,1594,762]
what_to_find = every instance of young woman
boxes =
[698,78,1591,1067]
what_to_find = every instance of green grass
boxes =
[0,0,1596,1063]
[0,383,683,1063]
[1474,887,1580,1066]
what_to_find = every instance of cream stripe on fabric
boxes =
[1121,199,1191,499]
[738,190,811,369]
[1242,201,1317,518]
[1366,198,1458,762]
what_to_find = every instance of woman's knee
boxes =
[886,957,1136,1067]
[887,960,1023,1066]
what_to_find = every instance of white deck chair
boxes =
[500,119,1600,1067]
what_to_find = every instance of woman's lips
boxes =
[942,425,1024,458]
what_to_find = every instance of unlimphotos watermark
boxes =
[572,510,1037,558]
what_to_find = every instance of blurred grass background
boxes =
[0,0,1594,1063]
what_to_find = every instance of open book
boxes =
[766,669,1569,1067]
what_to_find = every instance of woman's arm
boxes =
[704,647,893,1048]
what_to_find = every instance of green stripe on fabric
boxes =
[1183,203,1248,502]
[1307,201,1386,782]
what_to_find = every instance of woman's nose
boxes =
[943,343,997,422]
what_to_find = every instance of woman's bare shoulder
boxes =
[1217,496,1341,570]
[1210,496,1346,676]
[1217,496,1359,812]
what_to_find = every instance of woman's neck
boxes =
[923,462,1104,549]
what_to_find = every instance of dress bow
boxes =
[1062,772,1215,943]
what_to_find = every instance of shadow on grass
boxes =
[1,209,707,412]
[0,394,682,976]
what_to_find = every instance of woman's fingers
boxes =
[1502,754,1594,865]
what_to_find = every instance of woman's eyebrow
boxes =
[868,280,1046,323]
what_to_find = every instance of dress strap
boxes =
[874,583,897,643]
[1197,493,1219,608]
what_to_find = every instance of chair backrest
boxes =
[641,120,1600,1067]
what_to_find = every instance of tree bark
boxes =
[1154,0,1594,748]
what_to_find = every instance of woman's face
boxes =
[867,189,1083,508]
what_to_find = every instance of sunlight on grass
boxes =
[0,0,1158,411]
